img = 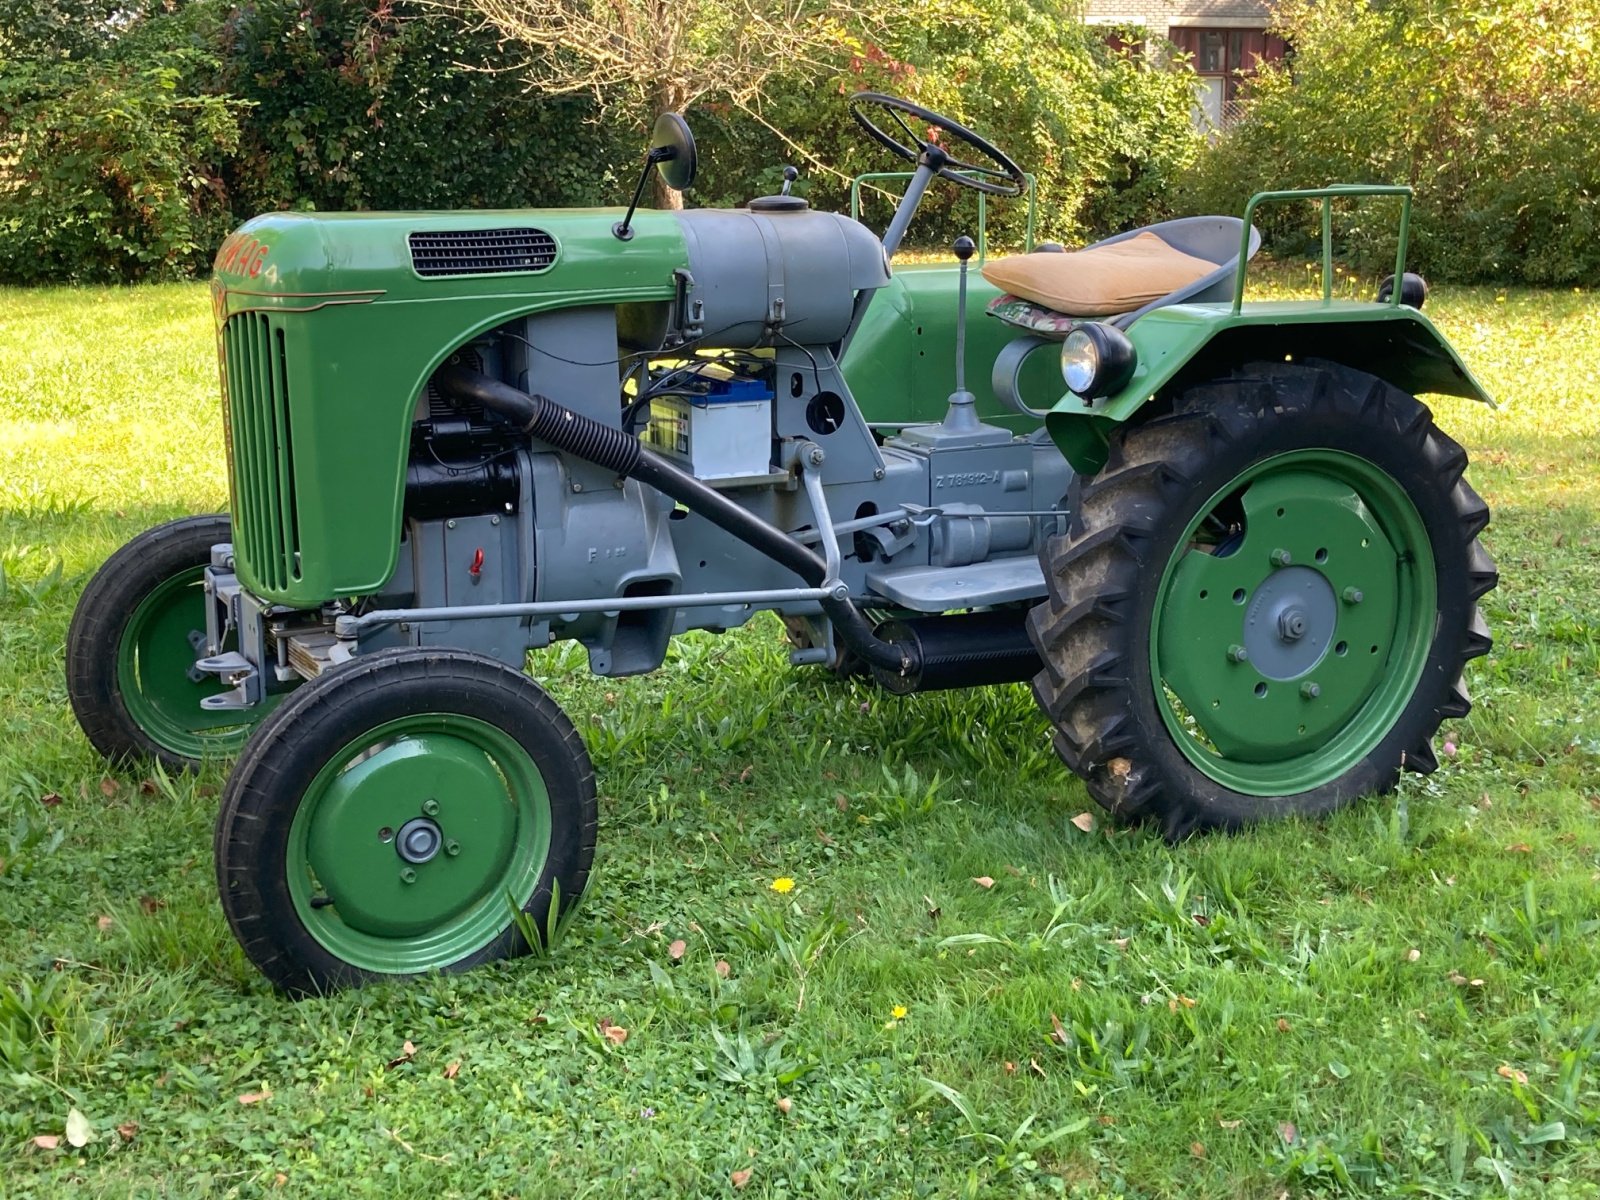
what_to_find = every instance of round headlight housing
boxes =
[1060,323,1138,399]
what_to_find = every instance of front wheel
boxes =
[215,648,597,995]
[66,515,276,770]
[1028,361,1497,839]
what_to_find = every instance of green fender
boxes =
[1043,301,1496,475]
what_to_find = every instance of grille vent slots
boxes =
[409,229,557,277]
[221,313,301,592]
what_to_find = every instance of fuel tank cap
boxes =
[748,194,809,213]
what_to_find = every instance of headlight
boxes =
[1060,324,1137,399]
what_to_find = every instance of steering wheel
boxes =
[850,92,1025,196]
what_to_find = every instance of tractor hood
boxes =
[211,207,891,339]
[211,209,692,313]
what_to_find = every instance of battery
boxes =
[645,375,774,480]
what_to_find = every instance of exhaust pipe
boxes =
[869,609,1041,695]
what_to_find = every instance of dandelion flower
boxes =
[770,877,796,894]
[891,1005,908,1020]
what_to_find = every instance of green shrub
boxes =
[216,1,631,217]
[1180,0,1600,284]
[0,7,245,285]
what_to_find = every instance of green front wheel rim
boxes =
[286,714,553,975]
[115,569,265,759]
[1150,449,1436,796]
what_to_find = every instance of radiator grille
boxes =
[408,228,557,277]
[221,313,300,593]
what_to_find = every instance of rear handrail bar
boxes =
[848,171,1038,261]
[1232,184,1414,314]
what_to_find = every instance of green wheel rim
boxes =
[286,714,553,975]
[115,568,269,758]
[1150,449,1435,796]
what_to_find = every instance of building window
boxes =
[1170,26,1289,127]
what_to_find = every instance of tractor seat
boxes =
[982,216,1261,337]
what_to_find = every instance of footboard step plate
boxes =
[864,557,1047,612]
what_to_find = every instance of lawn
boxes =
[2,275,1599,1198]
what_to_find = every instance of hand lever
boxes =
[952,235,975,395]
[780,165,799,197]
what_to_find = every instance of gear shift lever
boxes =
[942,235,981,435]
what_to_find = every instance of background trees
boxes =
[1,0,1595,283]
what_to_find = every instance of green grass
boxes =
[2,274,1599,1198]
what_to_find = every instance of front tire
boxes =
[1028,361,1497,838]
[66,515,275,770]
[215,648,597,995]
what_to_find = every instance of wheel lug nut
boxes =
[1270,548,1292,568]
[400,867,417,884]
[445,840,461,857]
[1342,587,1364,605]
[421,798,440,817]
[1227,644,1249,663]
[1300,681,1322,700]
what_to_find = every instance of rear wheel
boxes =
[215,648,597,995]
[1029,361,1496,838]
[66,515,275,770]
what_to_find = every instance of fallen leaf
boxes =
[99,778,119,798]
[816,827,835,846]
[1471,978,1485,988]
[443,1061,460,1080]
[39,792,62,808]
[1405,948,1421,962]
[139,895,166,914]
[116,1122,138,1142]
[529,1012,549,1025]
[1276,1018,1291,1033]
[776,1096,793,1114]
[1498,1064,1528,1085]
[1278,1121,1298,1145]
[274,1173,288,1188]
[599,1019,628,1046]
[835,794,849,812]
[1049,1013,1069,1045]
[1218,1119,1242,1130]
[1003,864,1023,876]
[385,1039,417,1069]
[731,1168,752,1189]
[738,765,754,784]
[198,784,218,798]
[1167,995,1196,1011]
[97,914,114,932]
[31,1134,60,1150]
[1070,812,1095,832]
[1192,913,1210,927]
[1029,1057,1046,1078]
[714,960,731,979]
[669,938,686,961]
[1190,1141,1207,1158]
[1003,1061,1017,1075]
[139,779,158,796]
[1111,937,1130,951]
[1507,842,1532,854]
[923,895,941,921]
[1107,757,1132,779]
[972,876,995,889]
[237,1089,271,1105]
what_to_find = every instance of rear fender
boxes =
[1044,302,1495,474]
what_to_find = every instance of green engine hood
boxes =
[212,208,689,313]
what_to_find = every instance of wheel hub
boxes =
[1246,567,1335,680]
[395,816,443,864]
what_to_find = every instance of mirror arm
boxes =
[612,147,675,243]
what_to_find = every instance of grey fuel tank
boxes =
[673,208,890,349]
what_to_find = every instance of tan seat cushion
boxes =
[980,232,1218,317]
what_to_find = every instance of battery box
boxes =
[645,373,774,480]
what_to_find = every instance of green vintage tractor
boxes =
[65,95,1496,993]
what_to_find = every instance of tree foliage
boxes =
[0,5,245,283]
[1181,0,1600,284]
